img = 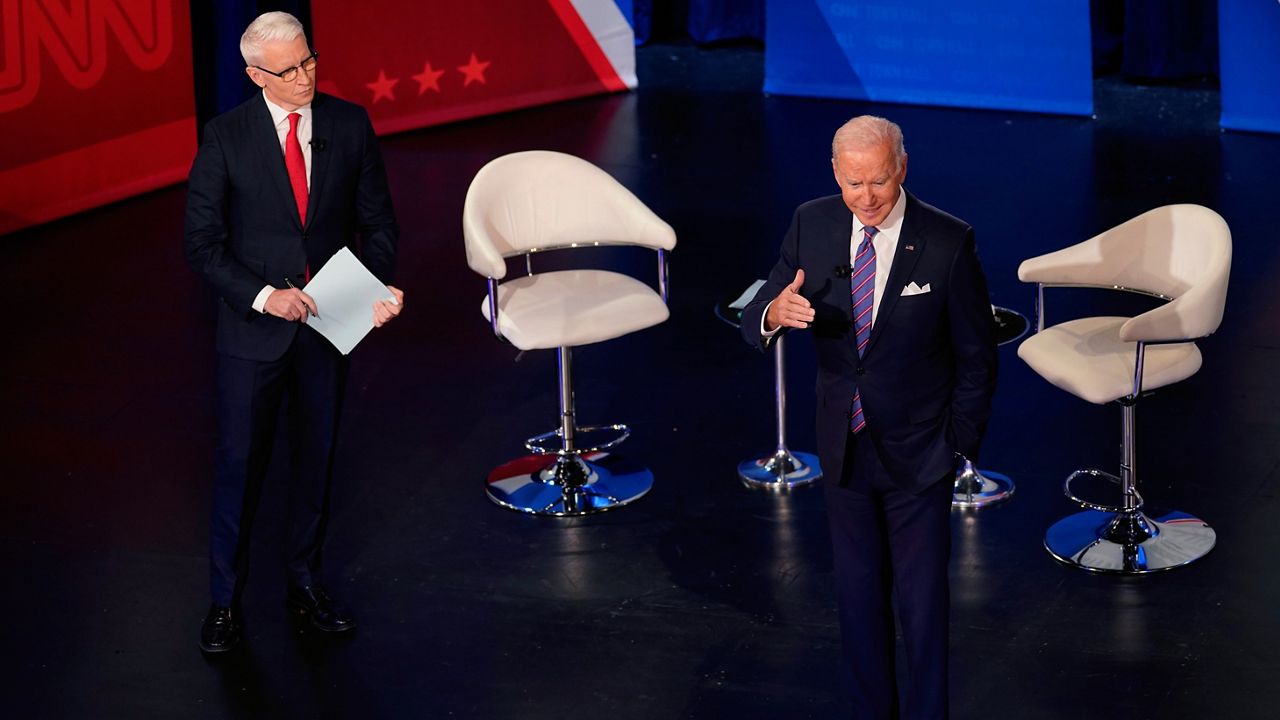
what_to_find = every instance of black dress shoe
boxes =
[286,584,356,633]
[199,605,241,653]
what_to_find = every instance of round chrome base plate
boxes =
[952,465,1015,509]
[1045,509,1216,573]
[485,452,653,517]
[738,449,822,490]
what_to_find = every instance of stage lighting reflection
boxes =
[544,523,601,601]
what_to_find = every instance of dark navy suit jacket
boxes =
[184,92,398,361]
[741,191,997,492]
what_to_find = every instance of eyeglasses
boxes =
[253,51,318,83]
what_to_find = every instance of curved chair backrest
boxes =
[463,150,677,280]
[1019,204,1231,340]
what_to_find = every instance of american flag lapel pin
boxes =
[905,244,915,251]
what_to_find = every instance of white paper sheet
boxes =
[302,247,394,355]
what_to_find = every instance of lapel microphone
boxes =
[310,138,328,152]
[835,264,853,278]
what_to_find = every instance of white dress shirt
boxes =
[253,91,314,313]
[862,186,906,326]
[761,187,909,336]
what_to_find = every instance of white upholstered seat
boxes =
[1017,203,1229,403]
[1017,316,1202,405]
[480,269,669,351]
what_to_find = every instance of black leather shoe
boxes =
[199,605,241,653]
[286,584,356,633]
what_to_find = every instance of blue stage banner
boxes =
[764,1,1092,116]
[1219,1,1280,134]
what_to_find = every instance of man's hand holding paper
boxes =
[303,247,405,354]
[265,287,318,323]
[373,286,404,327]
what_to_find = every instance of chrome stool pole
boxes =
[951,304,1026,509]
[738,334,822,490]
[485,346,653,516]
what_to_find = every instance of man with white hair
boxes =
[741,116,997,718]
[185,11,403,653]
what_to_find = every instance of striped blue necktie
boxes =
[849,226,878,433]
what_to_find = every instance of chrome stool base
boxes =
[952,460,1014,508]
[1045,508,1215,574]
[485,452,653,517]
[738,449,822,490]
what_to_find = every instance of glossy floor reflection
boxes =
[2,43,1280,718]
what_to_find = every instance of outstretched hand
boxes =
[764,269,814,331]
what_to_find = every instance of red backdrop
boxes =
[309,0,632,136]
[0,0,196,236]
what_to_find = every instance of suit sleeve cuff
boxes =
[251,285,273,314]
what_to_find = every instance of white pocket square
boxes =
[901,281,932,297]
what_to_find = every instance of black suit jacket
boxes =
[742,191,997,493]
[185,92,398,362]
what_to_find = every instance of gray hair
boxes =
[832,116,906,170]
[240,11,306,66]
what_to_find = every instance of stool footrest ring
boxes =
[1064,467,1143,514]
[525,423,631,456]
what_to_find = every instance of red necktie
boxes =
[285,112,311,281]
[285,112,308,226]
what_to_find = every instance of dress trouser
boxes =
[210,326,347,607]
[825,430,953,720]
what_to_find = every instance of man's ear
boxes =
[245,67,266,89]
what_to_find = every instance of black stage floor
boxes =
[3,44,1280,719]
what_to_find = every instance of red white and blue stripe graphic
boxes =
[486,452,651,512]
[549,0,636,90]
[311,0,636,136]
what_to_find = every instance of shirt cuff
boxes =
[760,299,780,338]
[252,285,274,314]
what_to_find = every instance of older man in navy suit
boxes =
[741,116,997,719]
[185,11,403,653]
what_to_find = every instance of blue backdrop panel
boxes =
[764,1,1092,116]
[1219,1,1280,134]
[690,0,764,43]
